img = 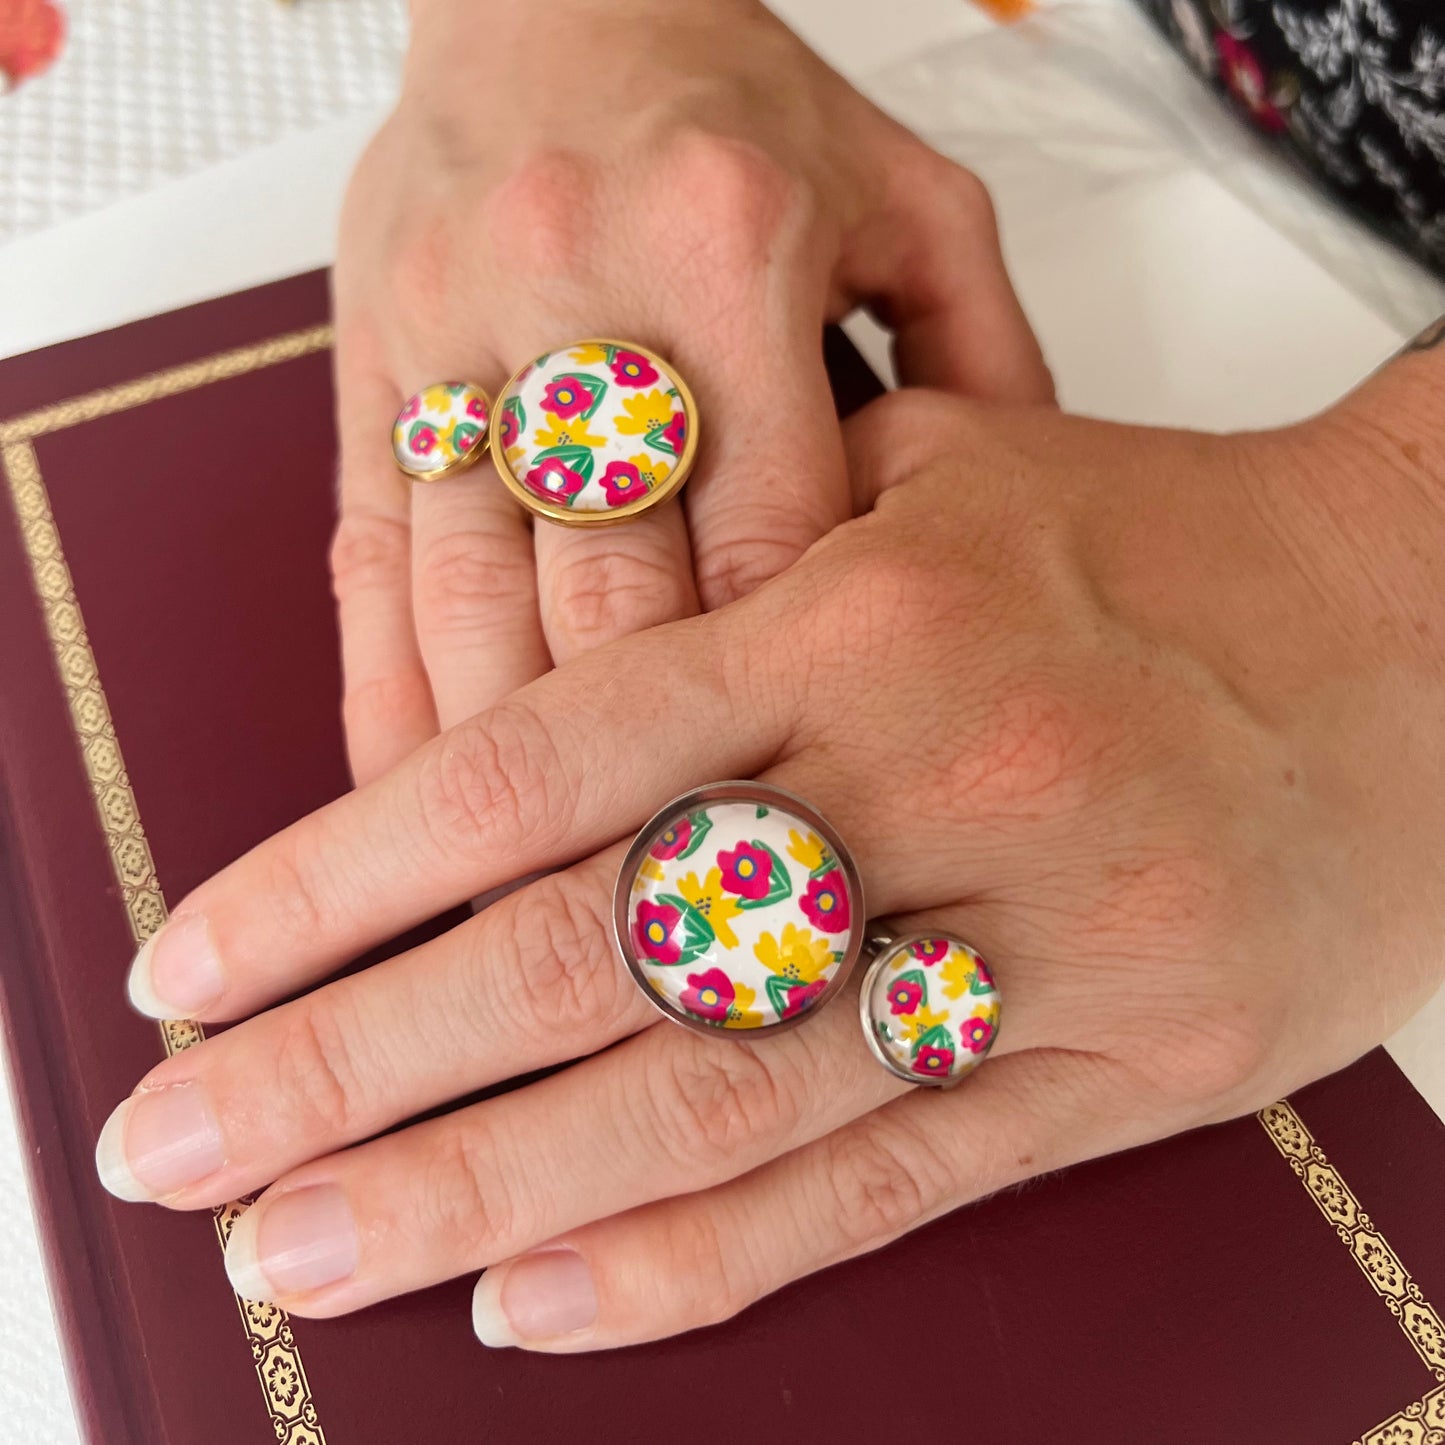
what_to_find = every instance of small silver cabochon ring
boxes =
[859,933,1002,1088]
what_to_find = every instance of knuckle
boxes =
[546,548,686,652]
[1135,1012,1271,1107]
[423,1124,521,1264]
[936,683,1100,824]
[272,997,373,1140]
[818,1124,933,1253]
[497,874,623,1036]
[329,512,410,604]
[483,148,596,282]
[644,1045,794,1178]
[653,1206,748,1330]
[661,130,810,276]
[341,669,434,744]
[417,700,570,858]
[413,527,536,637]
[693,527,808,610]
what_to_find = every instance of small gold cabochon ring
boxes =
[490,340,698,527]
[613,782,864,1037]
[392,382,492,481]
[859,933,1002,1087]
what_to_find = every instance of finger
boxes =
[470,1050,1137,1350]
[678,294,853,613]
[96,845,655,1206]
[125,612,788,1021]
[410,460,551,729]
[533,497,699,666]
[838,147,1054,404]
[332,345,438,784]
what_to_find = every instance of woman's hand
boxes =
[331,0,1051,783]
[100,350,1445,1350]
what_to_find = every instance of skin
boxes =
[330,0,1052,783]
[98,323,1445,1346]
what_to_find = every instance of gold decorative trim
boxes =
[1,327,332,1443]
[1260,1101,1445,1384]
[1357,1384,1445,1445]
[0,324,332,445]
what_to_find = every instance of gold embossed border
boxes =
[1260,1100,1445,1442]
[1,322,332,1445]
[2,319,1440,1444]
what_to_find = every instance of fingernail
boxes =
[472,1249,597,1347]
[127,913,224,1018]
[225,1185,359,1300]
[94,1083,225,1202]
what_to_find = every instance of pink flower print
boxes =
[610,349,660,387]
[600,459,648,507]
[465,395,488,421]
[959,1014,995,1054]
[781,977,829,1018]
[680,967,735,1022]
[661,410,687,453]
[912,938,949,966]
[632,901,682,964]
[398,394,422,423]
[524,456,585,504]
[541,379,596,420]
[913,1044,955,1079]
[886,976,923,1016]
[800,869,849,933]
[717,842,772,901]
[499,408,520,450]
[650,818,691,860]
[410,424,438,456]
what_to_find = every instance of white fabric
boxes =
[0,2,1442,1441]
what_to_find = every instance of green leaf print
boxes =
[647,423,678,457]
[504,395,526,434]
[810,850,838,880]
[755,806,770,819]
[912,1022,953,1060]
[735,839,794,911]
[764,973,796,1019]
[530,444,596,486]
[675,810,714,860]
[656,892,714,966]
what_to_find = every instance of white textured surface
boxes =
[0,1057,77,1445]
[1,1,1443,1441]
[0,0,405,241]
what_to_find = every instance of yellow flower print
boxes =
[677,868,743,950]
[940,951,976,1001]
[419,384,456,415]
[786,829,827,872]
[900,1005,949,1043]
[628,452,672,489]
[632,858,667,893]
[534,411,608,450]
[754,922,832,983]
[722,980,763,1030]
[569,343,609,365]
[615,389,674,436]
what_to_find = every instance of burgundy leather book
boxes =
[2,271,1444,1445]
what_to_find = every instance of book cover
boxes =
[1,270,1442,1445]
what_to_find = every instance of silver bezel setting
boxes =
[613,781,866,1039]
[858,931,998,1089]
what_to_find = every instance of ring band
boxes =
[859,932,1001,1087]
[490,339,699,527]
[614,782,864,1036]
[391,382,492,481]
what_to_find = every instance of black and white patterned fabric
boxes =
[1138,0,1445,276]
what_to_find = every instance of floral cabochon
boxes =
[491,340,696,523]
[862,936,1001,1087]
[391,382,491,478]
[619,788,862,1034]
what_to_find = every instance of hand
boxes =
[100,354,1445,1350]
[331,0,1052,783]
